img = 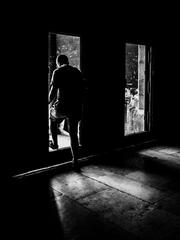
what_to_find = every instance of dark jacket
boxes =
[50,65,84,118]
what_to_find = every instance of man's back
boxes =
[53,65,83,116]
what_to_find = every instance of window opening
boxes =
[125,43,149,135]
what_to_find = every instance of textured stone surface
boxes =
[82,164,133,176]
[154,192,180,217]
[78,188,150,224]
[51,172,109,200]
[54,193,138,240]
[158,147,180,154]
[135,208,180,239]
[125,170,171,188]
[82,168,169,203]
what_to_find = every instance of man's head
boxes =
[56,54,69,67]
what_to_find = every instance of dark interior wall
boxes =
[82,23,180,147]
[76,29,157,150]
[153,37,180,145]
[80,31,125,149]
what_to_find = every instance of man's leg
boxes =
[58,119,69,136]
[49,117,58,149]
[67,117,80,170]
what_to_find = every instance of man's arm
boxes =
[48,70,57,105]
[49,85,57,105]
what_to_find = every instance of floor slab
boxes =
[78,188,150,237]
[82,168,169,203]
[154,192,180,217]
[135,208,180,239]
[125,170,172,189]
[54,193,138,240]
[51,172,109,200]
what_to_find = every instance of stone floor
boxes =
[11,145,180,240]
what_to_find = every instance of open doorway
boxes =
[125,43,151,135]
[48,33,81,151]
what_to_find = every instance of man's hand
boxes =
[49,101,54,109]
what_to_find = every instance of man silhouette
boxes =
[49,54,84,171]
